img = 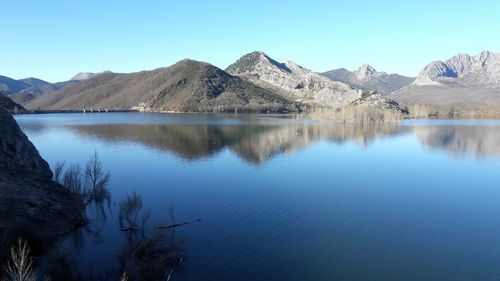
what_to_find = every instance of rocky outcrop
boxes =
[0,95,24,112]
[322,64,415,94]
[0,111,50,177]
[0,108,85,256]
[351,92,407,113]
[71,71,112,81]
[226,51,361,107]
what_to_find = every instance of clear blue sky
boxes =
[3,0,500,82]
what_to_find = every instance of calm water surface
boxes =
[15,113,500,281]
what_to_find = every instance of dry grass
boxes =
[309,105,405,123]
[308,103,500,122]
[2,238,35,281]
[405,103,500,119]
[1,238,55,281]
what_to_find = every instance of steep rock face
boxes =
[322,64,415,94]
[413,50,500,86]
[0,108,85,255]
[27,60,299,113]
[0,110,51,178]
[226,51,361,107]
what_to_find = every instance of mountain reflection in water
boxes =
[71,122,407,164]
[414,125,500,157]
[70,121,500,162]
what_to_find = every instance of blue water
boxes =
[15,113,500,281]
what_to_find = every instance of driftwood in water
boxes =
[120,226,142,231]
[156,222,189,229]
[122,219,201,231]
[156,219,202,230]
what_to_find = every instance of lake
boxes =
[15,113,500,281]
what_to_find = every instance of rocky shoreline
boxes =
[0,108,85,257]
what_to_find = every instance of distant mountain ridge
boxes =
[0,71,118,104]
[5,49,500,112]
[226,51,361,107]
[322,64,415,94]
[413,50,500,87]
[0,76,61,95]
[392,50,500,106]
[0,74,82,105]
[0,75,31,94]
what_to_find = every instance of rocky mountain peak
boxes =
[446,53,474,75]
[226,51,291,74]
[227,51,359,107]
[479,50,492,61]
[355,64,377,79]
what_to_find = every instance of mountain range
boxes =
[1,50,499,113]
[226,51,361,107]
[1,75,79,105]
[26,59,299,113]
[322,64,415,94]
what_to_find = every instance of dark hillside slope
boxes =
[27,60,300,113]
